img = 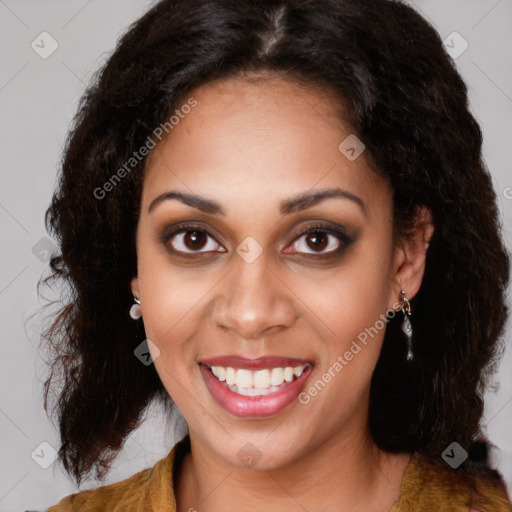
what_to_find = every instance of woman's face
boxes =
[132,75,405,469]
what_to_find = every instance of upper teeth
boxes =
[211,365,308,388]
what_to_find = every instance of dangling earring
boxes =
[129,296,142,320]
[400,290,413,361]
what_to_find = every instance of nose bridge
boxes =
[212,251,296,339]
[232,252,271,303]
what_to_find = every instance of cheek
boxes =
[298,231,393,345]
[141,283,205,361]
[135,245,208,371]
[308,232,394,393]
[140,284,207,412]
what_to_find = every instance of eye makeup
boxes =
[158,219,359,263]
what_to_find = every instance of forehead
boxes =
[141,75,391,221]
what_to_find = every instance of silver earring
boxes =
[129,296,142,320]
[400,290,413,361]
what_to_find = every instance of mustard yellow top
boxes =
[45,437,511,512]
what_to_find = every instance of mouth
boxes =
[199,356,315,418]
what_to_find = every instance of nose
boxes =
[211,255,298,340]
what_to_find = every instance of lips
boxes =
[199,355,315,418]
[199,355,314,370]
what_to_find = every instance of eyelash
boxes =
[160,222,353,260]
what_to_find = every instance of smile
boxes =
[210,365,310,396]
[199,356,315,418]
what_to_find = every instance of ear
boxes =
[130,276,140,300]
[388,205,435,310]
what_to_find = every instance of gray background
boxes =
[0,1,511,510]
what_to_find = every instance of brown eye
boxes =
[305,231,329,252]
[284,225,351,257]
[162,225,226,255]
[183,230,207,250]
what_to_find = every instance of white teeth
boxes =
[209,364,310,393]
[227,384,284,396]
[284,367,294,382]
[235,369,252,389]
[211,366,226,381]
[226,367,236,386]
[253,369,270,388]
[270,367,284,386]
[293,366,305,377]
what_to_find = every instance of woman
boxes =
[40,0,511,510]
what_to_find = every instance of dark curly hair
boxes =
[41,0,510,486]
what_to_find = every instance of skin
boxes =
[131,73,434,512]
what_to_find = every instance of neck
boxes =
[175,425,410,512]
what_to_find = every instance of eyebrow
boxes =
[147,187,367,217]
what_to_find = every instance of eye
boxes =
[162,224,226,255]
[161,222,353,259]
[284,225,350,256]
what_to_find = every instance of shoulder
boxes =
[392,451,511,512]
[44,465,154,512]
[44,449,176,512]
